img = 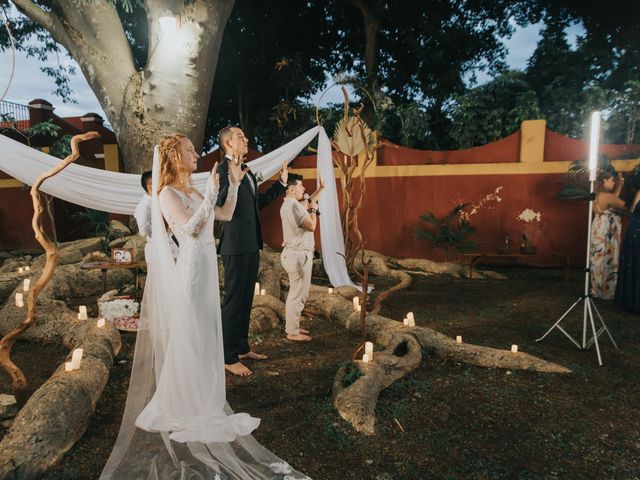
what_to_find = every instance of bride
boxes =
[100,134,310,479]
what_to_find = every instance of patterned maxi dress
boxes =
[590,208,621,299]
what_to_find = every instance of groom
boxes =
[217,126,288,376]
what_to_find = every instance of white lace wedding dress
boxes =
[100,148,310,479]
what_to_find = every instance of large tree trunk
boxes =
[12,0,235,172]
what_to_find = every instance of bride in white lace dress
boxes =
[100,134,310,479]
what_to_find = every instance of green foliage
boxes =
[449,71,541,148]
[50,134,73,159]
[415,204,480,257]
[72,208,109,238]
[24,119,61,139]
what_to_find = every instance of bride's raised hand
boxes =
[228,155,246,186]
[210,162,220,190]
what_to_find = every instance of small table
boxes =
[463,252,570,281]
[80,261,147,293]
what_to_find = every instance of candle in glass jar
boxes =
[328,287,334,294]
[18,267,24,274]
[456,335,463,344]
[15,293,24,307]
[353,296,360,307]
[78,306,88,320]
[407,312,415,323]
[260,288,266,296]
[403,318,409,325]
[511,344,518,353]
[25,266,30,272]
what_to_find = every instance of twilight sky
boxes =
[0,17,583,125]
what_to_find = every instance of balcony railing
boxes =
[0,100,30,132]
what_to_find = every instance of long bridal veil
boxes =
[100,147,310,479]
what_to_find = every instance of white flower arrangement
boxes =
[99,297,140,331]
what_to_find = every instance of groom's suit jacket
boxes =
[216,157,286,256]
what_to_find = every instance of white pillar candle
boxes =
[23,279,30,292]
[25,266,30,271]
[362,353,370,363]
[355,304,362,312]
[71,348,83,370]
[511,344,518,353]
[64,362,74,372]
[254,282,260,295]
[328,287,334,294]
[260,288,266,296]
[403,318,409,325]
[15,293,23,307]
[407,318,415,327]
[78,305,88,320]
[407,312,415,323]
[18,267,24,273]
[97,318,106,328]
[365,341,374,357]
[353,296,360,307]
[456,335,463,344]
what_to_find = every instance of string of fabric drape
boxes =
[0,128,356,288]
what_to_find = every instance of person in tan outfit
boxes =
[280,173,324,341]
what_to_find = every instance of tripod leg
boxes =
[585,299,603,365]
[589,298,618,349]
[536,296,583,346]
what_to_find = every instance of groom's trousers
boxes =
[221,251,260,364]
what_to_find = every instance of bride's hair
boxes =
[158,133,190,192]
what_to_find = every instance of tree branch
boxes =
[10,0,67,41]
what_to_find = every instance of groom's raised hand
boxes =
[228,155,246,186]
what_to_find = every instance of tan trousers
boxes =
[281,248,313,335]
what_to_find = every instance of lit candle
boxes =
[78,305,88,320]
[18,267,24,274]
[362,353,370,363]
[407,312,415,323]
[365,341,374,358]
[353,296,360,307]
[260,288,266,296]
[23,279,30,292]
[64,362,74,372]
[25,266,30,272]
[254,282,260,296]
[97,318,106,328]
[456,335,463,344]
[403,318,409,325]
[511,344,518,353]
[355,304,362,312]
[71,348,83,370]
[328,287,334,294]
[15,293,24,307]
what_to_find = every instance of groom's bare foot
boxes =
[225,362,252,377]
[287,333,312,341]
[239,351,268,360]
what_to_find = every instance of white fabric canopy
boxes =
[0,128,356,288]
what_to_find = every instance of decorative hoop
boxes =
[314,79,378,127]
[0,6,16,103]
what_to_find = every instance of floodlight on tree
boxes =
[588,111,601,181]
[159,14,178,34]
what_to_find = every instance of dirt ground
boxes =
[2,266,639,480]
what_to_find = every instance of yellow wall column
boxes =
[519,119,546,163]
[103,144,120,172]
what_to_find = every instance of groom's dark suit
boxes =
[217,157,285,364]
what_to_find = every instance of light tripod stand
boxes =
[536,112,617,366]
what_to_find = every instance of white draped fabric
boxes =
[0,128,356,288]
